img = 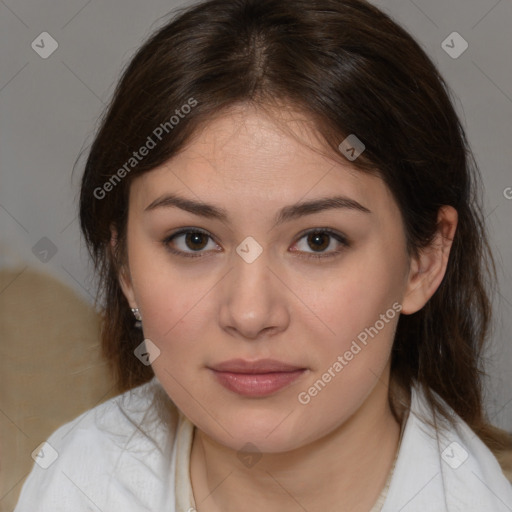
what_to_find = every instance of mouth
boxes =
[208,358,307,397]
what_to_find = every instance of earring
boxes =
[131,308,142,329]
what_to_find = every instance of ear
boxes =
[110,226,138,310]
[401,206,458,315]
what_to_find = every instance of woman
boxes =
[15,0,512,510]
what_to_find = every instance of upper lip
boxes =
[209,358,305,374]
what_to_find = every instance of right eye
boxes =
[162,228,221,258]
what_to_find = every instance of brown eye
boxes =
[291,228,350,260]
[184,232,209,251]
[163,228,219,258]
[307,232,330,252]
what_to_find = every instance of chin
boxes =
[196,407,315,454]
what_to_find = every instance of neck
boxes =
[190,380,402,512]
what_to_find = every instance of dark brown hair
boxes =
[79,0,512,458]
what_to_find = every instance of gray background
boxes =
[0,0,511,429]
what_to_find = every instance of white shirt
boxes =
[14,377,512,511]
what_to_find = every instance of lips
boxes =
[209,358,305,373]
[208,358,307,397]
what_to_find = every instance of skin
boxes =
[117,103,458,512]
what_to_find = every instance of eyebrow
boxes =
[144,192,371,226]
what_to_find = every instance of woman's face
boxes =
[119,104,417,453]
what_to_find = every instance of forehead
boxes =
[129,105,399,223]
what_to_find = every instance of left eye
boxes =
[291,229,349,259]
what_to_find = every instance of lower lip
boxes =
[210,369,306,397]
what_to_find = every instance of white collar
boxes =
[382,381,512,511]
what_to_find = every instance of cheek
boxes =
[299,244,404,353]
[293,253,402,425]
[135,284,211,365]
[126,244,213,363]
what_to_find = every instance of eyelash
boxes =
[162,227,350,260]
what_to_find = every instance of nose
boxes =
[218,246,290,341]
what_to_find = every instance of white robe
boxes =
[13,377,512,511]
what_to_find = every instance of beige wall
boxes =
[0,269,116,511]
